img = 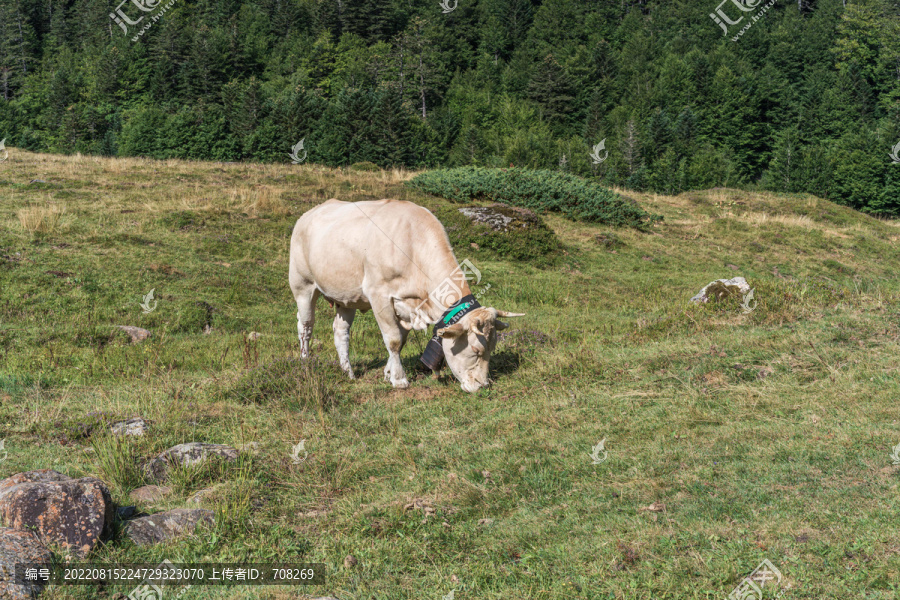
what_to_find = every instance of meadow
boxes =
[1,150,900,599]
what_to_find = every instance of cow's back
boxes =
[290,199,452,309]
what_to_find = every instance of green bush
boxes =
[407,167,661,229]
[432,204,561,266]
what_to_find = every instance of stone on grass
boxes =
[0,527,52,600]
[129,485,172,504]
[110,417,149,437]
[690,277,751,304]
[144,442,239,482]
[116,326,151,343]
[458,204,541,232]
[0,470,113,558]
[124,509,214,546]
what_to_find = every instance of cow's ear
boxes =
[495,320,510,331]
[437,323,466,338]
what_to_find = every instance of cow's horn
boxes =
[495,310,525,317]
[471,317,486,336]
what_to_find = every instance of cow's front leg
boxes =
[382,325,410,383]
[332,307,356,379]
[372,300,409,389]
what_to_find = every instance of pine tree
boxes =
[527,54,574,131]
[620,119,640,176]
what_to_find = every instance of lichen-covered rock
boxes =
[110,417,149,436]
[690,277,751,303]
[458,204,542,232]
[0,470,113,558]
[0,527,52,599]
[124,509,214,546]
[144,442,239,482]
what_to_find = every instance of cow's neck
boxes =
[421,281,473,324]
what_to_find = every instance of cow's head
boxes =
[437,307,525,393]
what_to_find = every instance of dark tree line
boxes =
[0,0,898,213]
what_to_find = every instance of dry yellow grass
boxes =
[16,203,66,235]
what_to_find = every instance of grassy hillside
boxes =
[1,150,900,599]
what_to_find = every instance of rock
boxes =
[0,470,113,558]
[458,204,542,232]
[115,326,151,343]
[29,179,47,184]
[247,332,261,341]
[144,442,239,482]
[129,485,172,504]
[0,527,52,600]
[110,417,148,437]
[124,509,214,546]
[343,555,358,568]
[690,277,751,304]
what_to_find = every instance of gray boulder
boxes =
[144,442,239,482]
[458,204,542,232]
[690,276,751,303]
[110,417,149,436]
[124,509,214,546]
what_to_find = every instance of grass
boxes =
[17,202,66,236]
[1,150,900,599]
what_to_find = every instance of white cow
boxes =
[288,199,524,392]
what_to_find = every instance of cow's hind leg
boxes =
[333,307,356,379]
[371,299,409,389]
[290,279,319,358]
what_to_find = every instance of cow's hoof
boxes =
[392,379,410,389]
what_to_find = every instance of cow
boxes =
[288,199,524,392]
